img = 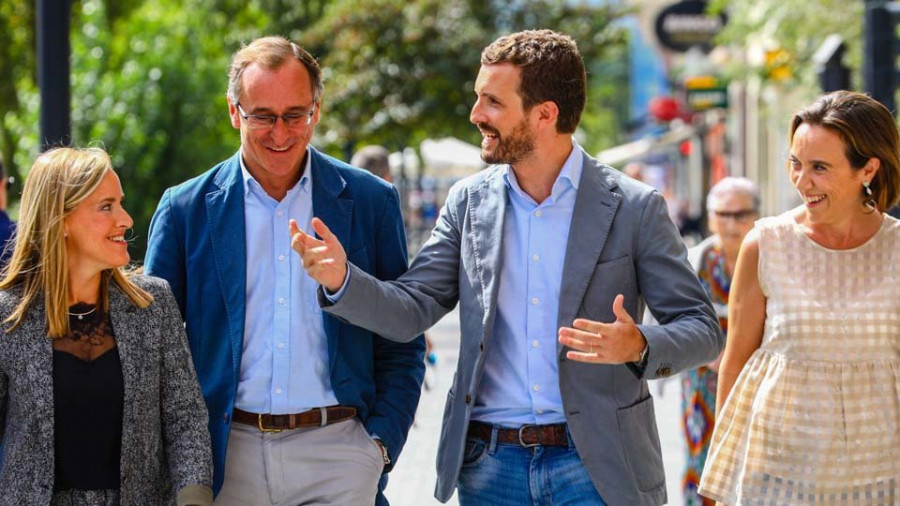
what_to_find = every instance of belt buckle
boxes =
[517,425,540,448]
[258,414,282,433]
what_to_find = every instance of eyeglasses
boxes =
[711,209,758,222]
[236,103,316,130]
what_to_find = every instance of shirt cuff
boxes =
[323,265,351,302]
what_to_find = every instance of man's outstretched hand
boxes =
[289,217,348,293]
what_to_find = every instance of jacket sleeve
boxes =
[0,369,6,451]
[362,186,426,471]
[145,189,188,316]
[156,282,214,502]
[634,192,724,378]
[320,183,463,342]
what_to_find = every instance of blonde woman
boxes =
[0,147,212,505]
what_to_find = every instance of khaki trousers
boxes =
[215,417,384,505]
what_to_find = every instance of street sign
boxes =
[685,76,728,111]
[655,0,728,53]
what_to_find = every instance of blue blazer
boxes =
[144,149,425,495]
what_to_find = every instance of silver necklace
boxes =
[68,306,97,320]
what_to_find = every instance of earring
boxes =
[863,180,877,211]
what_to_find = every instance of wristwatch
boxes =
[635,341,649,368]
[374,438,391,466]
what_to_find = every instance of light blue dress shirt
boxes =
[471,140,583,427]
[235,149,339,414]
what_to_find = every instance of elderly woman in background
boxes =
[701,91,900,503]
[0,147,212,505]
[680,177,759,506]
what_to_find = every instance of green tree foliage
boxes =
[708,0,863,94]
[302,0,630,157]
[3,0,629,260]
[0,0,35,185]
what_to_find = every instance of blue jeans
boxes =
[456,424,607,506]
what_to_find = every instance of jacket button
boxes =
[224,411,230,423]
[479,342,484,351]
[465,394,471,404]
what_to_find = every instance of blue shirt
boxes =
[236,149,339,414]
[471,140,583,427]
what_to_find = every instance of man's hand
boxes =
[557,294,647,364]
[289,217,348,293]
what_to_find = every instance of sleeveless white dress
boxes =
[700,212,900,505]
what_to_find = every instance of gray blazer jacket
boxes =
[323,151,723,505]
[0,275,212,505]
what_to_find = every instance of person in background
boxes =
[680,177,759,505]
[351,145,393,183]
[351,145,437,367]
[145,36,425,505]
[0,147,212,505]
[0,158,17,268]
[623,161,645,182]
[701,91,900,503]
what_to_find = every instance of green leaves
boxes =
[2,0,629,259]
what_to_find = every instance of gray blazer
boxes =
[323,151,723,505]
[0,275,212,505]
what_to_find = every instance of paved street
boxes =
[386,309,687,505]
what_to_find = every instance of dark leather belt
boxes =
[468,421,569,447]
[233,406,357,432]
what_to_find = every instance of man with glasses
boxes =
[145,36,425,505]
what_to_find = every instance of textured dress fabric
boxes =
[700,213,900,505]
[0,275,212,505]
[683,242,730,506]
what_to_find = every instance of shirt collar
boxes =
[239,147,312,198]
[503,138,583,201]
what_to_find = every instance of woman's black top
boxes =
[52,303,124,492]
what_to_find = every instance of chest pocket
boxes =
[579,255,637,321]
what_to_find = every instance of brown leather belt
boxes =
[468,421,569,447]
[233,406,357,432]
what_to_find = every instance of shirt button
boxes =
[277,343,285,350]
[534,210,542,217]
[276,210,284,217]
[532,254,539,262]
[275,388,283,394]
[536,409,544,414]
[532,340,540,348]
[278,254,285,261]
[531,297,539,305]
[278,297,286,305]
[532,384,540,392]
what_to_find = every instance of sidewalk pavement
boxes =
[385,308,686,506]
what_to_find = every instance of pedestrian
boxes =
[293,29,722,505]
[144,36,425,505]
[700,90,900,503]
[679,177,759,505]
[351,145,438,366]
[351,145,393,182]
[0,158,17,268]
[0,147,212,505]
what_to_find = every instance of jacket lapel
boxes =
[205,154,247,383]
[467,170,507,335]
[109,283,137,480]
[557,156,620,348]
[310,148,352,366]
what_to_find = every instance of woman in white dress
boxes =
[700,91,900,504]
